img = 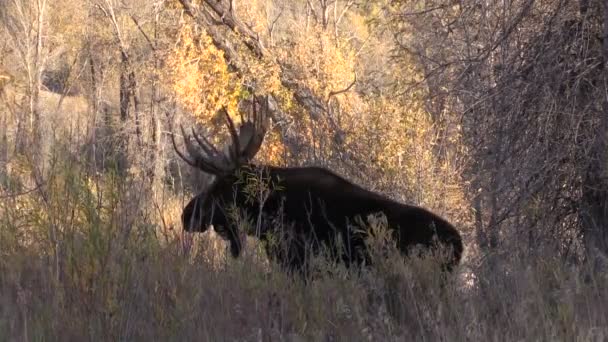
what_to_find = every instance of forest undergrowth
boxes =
[1,151,607,341]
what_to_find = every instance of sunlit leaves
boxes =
[165,24,241,124]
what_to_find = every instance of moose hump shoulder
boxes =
[172,95,464,276]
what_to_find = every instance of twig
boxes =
[0,182,44,199]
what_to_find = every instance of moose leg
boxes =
[261,226,312,278]
[220,225,242,258]
[337,224,372,268]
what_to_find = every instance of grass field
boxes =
[1,153,607,341]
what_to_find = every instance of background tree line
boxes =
[2,0,605,260]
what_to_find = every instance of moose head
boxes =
[171,96,271,257]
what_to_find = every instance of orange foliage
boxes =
[164,23,288,164]
[165,24,241,124]
[164,4,472,228]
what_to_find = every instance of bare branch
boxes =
[265,3,284,46]
[335,0,355,27]
[130,14,155,50]
[328,72,357,101]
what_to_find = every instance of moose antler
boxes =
[171,95,270,175]
[237,95,270,163]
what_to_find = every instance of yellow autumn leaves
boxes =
[165,25,241,124]
[163,14,471,227]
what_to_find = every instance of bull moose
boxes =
[172,96,463,276]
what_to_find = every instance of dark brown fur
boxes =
[182,164,463,276]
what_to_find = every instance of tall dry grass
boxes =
[1,145,607,341]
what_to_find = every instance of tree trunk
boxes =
[28,0,46,172]
[581,0,608,256]
[119,54,130,122]
[0,94,7,180]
